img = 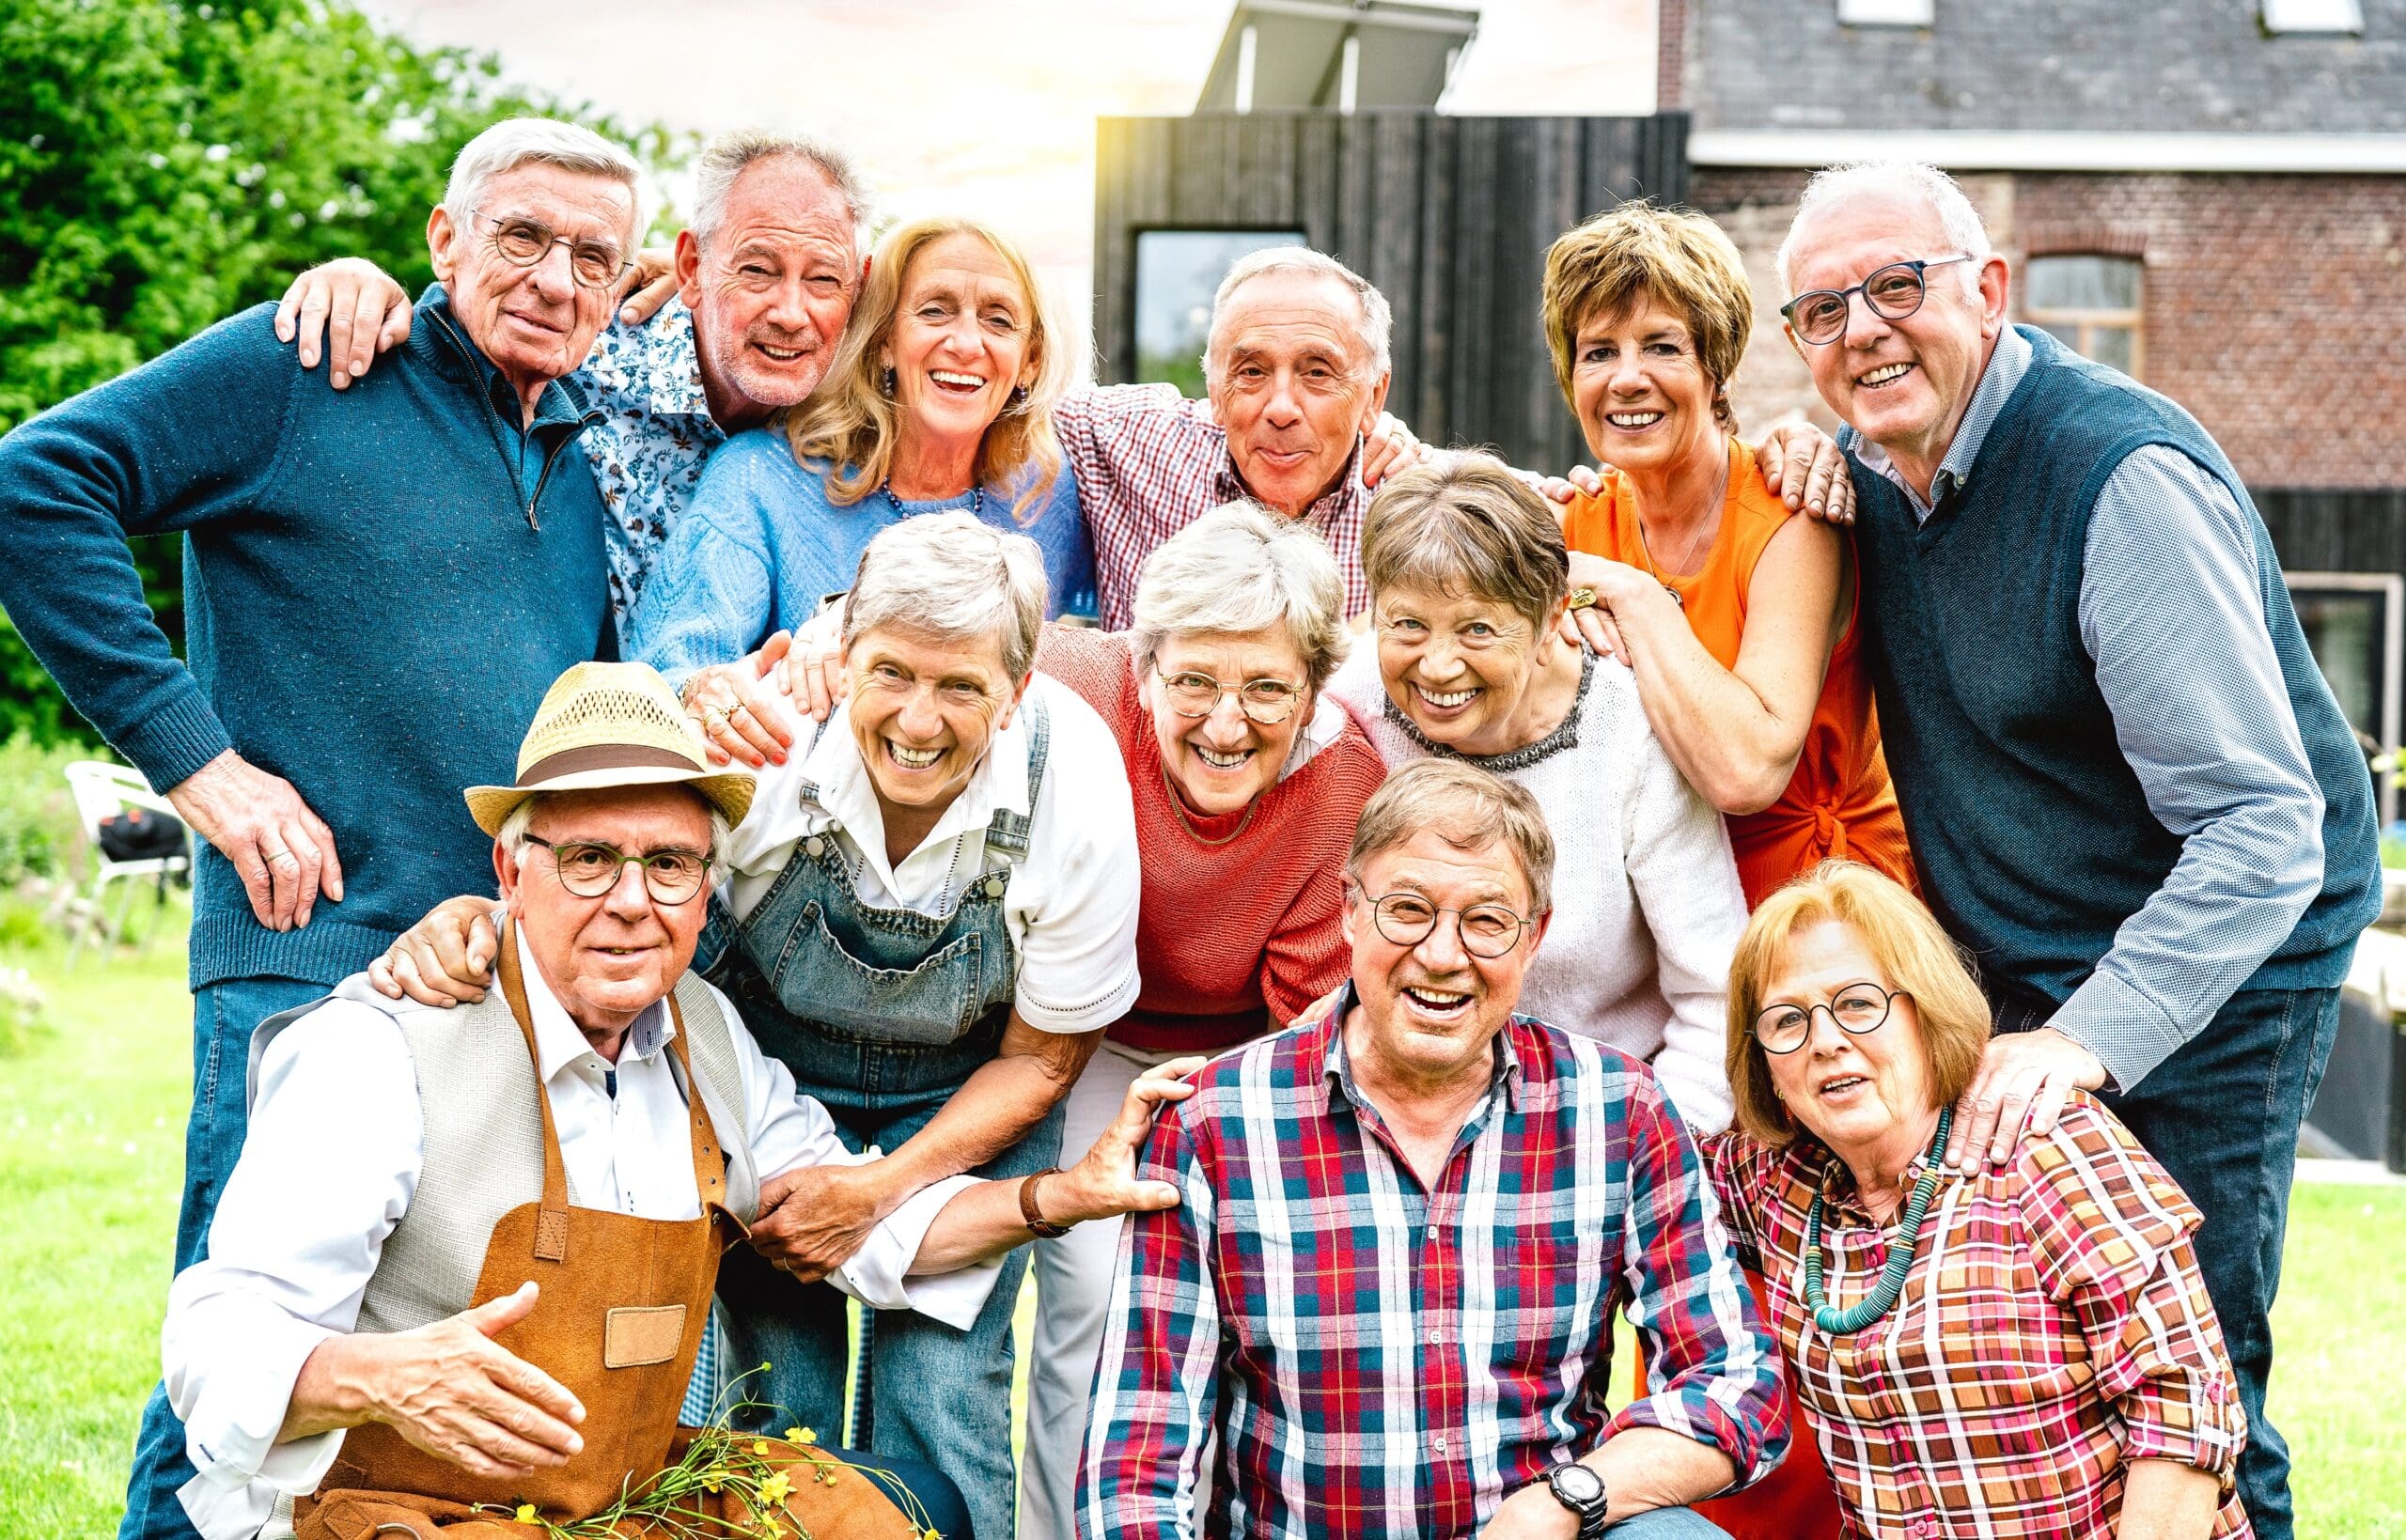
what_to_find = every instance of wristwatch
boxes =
[1544,1461,1610,1539]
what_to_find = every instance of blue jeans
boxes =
[834,1443,975,1540]
[119,976,326,1540]
[2101,985,2339,1540]
[1604,1510,1727,1537]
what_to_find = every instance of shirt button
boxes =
[1432,1434,1448,1454]
[1908,1520,1934,1539]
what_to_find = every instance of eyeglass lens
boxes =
[1753,982,1895,1053]
[1367,893,1525,958]
[486,216,627,289]
[1158,671,1301,723]
[542,839,708,902]
[1789,263,1934,343]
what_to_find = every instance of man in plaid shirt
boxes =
[1078,761,1785,1540]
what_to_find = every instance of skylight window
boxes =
[1837,0,1935,25]
[2262,0,2365,33]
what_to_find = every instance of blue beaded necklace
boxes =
[880,481,984,520]
[1802,1104,1954,1334]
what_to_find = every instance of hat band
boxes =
[517,742,702,787]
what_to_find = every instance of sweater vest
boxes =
[251,972,758,1336]
[1851,326,2378,1008]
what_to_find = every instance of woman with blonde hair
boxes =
[639,215,1095,748]
[1704,862,2249,1540]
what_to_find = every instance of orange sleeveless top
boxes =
[1561,439,1914,910]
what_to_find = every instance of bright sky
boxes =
[360,0,1655,355]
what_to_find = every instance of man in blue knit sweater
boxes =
[0,118,638,1540]
[1777,160,2378,1540]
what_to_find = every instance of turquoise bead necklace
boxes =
[1802,1104,1955,1334]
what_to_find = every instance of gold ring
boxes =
[1566,586,1598,611]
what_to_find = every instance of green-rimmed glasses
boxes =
[1753,981,1903,1055]
[526,834,711,904]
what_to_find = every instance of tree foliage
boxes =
[0,0,673,744]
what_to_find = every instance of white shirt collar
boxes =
[513,924,676,1086]
[795,694,1034,873]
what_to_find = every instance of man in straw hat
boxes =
[158,662,1200,1540]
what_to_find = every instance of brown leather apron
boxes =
[295,926,921,1540]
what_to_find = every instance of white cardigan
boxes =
[1326,647,1746,1132]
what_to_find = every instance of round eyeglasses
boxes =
[1780,256,1974,346]
[1360,891,1531,959]
[1752,981,1902,1055]
[467,209,634,292]
[526,834,711,905]
[1153,667,1305,725]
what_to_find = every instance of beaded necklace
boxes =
[1802,1104,1954,1334]
[880,481,984,520]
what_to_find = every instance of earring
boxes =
[881,366,897,398]
[1004,384,1030,416]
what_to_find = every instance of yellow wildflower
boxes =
[788,1425,817,1445]
[925,1530,943,1540]
[703,1473,725,1494]
[753,1439,771,1455]
[759,1471,793,1505]
[513,1503,539,1524]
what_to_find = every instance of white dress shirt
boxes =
[726,673,1144,1034]
[162,928,998,1540]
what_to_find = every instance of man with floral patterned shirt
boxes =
[278,129,867,623]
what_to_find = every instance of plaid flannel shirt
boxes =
[1054,383,1372,630]
[1077,985,1787,1539]
[1702,1096,2251,1540]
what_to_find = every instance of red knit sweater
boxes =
[1037,627,1388,1053]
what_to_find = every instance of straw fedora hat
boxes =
[465,661,757,836]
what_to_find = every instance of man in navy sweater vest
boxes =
[1775,160,2377,1540]
[0,118,636,1540]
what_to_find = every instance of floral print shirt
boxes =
[573,298,726,625]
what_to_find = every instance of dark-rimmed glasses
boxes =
[526,834,711,904]
[1153,667,1305,725]
[1359,891,1531,959]
[1781,256,1974,345]
[1753,981,1903,1055]
[466,209,633,291]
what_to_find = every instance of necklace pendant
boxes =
[1663,583,1683,608]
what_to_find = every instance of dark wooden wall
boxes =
[1093,111,1691,474]
[2256,488,2406,576]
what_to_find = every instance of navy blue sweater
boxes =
[0,285,615,988]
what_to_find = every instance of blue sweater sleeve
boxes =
[626,431,789,686]
[0,304,298,788]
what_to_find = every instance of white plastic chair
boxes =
[63,760,191,965]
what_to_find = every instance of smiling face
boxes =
[1570,292,1725,478]
[1343,828,1543,1085]
[1141,626,1313,818]
[1783,188,2009,487]
[499,785,713,1046]
[680,155,859,425]
[1373,581,1560,757]
[845,622,1027,826]
[879,231,1039,459]
[1207,270,1390,517]
[429,163,634,401]
[1758,919,1938,1164]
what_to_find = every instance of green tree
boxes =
[0,0,675,743]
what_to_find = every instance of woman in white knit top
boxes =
[1324,453,1747,1131]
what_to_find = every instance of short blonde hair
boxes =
[1726,861,1991,1146]
[784,217,1069,519]
[1347,759,1555,917]
[1130,502,1351,693]
[1540,201,1752,432]
[1361,453,1569,637]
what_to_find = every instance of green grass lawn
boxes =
[4,915,2402,1536]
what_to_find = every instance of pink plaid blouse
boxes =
[1702,1095,2250,1540]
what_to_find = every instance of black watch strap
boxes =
[1544,1461,1610,1538]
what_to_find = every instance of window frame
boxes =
[2287,568,2403,829]
[2022,252,2146,381]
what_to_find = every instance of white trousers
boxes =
[1019,1034,1241,1538]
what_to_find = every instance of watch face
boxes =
[1552,1464,1604,1504]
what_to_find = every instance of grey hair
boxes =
[1205,245,1394,383]
[690,129,871,250]
[1131,501,1351,693]
[495,791,733,893]
[843,511,1048,681]
[443,117,646,245]
[1775,160,1992,296]
[1346,759,1556,918]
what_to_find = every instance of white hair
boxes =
[843,511,1049,681]
[495,792,731,893]
[1205,245,1394,383]
[689,129,870,250]
[1131,501,1351,692]
[443,117,646,246]
[1775,160,1993,296]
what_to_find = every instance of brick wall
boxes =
[1691,168,2406,488]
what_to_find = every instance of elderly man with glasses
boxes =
[1080,759,1785,1540]
[1775,159,2377,1540]
[0,116,652,1540]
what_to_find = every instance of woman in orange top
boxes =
[1543,202,1913,910]
[1539,202,1910,1540]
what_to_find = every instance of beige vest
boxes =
[251,971,759,1336]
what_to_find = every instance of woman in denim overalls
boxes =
[706,514,1141,1540]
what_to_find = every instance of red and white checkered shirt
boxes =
[1703,1096,2250,1540]
[1055,383,1373,630]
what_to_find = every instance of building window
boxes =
[1837,0,1934,25]
[1133,229,1307,397]
[2287,572,2401,827]
[2261,0,2365,35]
[2023,254,2144,378]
